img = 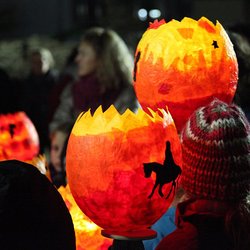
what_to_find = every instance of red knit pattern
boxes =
[181,99,250,201]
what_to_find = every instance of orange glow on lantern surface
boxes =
[133,17,238,131]
[58,185,112,250]
[66,106,182,233]
[0,112,39,161]
[27,154,51,180]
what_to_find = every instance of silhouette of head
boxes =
[0,160,75,250]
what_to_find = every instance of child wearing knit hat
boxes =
[156,99,250,250]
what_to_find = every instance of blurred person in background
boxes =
[49,27,139,134]
[21,48,58,153]
[49,123,71,188]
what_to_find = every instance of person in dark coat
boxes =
[21,48,58,153]
[156,99,250,250]
[0,160,76,250]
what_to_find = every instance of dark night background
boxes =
[0,0,249,76]
[1,0,249,38]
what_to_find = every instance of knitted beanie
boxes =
[181,99,250,201]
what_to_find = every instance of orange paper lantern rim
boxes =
[72,105,174,136]
[149,16,220,31]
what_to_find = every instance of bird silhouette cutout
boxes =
[143,141,181,199]
[9,124,16,138]
[212,40,219,49]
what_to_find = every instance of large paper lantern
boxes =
[133,17,238,131]
[58,185,112,250]
[66,105,182,236]
[0,112,39,161]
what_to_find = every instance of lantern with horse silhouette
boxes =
[0,112,39,161]
[66,105,182,237]
[133,17,238,131]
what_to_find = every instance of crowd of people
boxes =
[0,22,250,250]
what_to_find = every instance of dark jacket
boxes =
[156,199,232,250]
[22,70,58,152]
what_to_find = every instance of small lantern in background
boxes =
[0,112,39,161]
[133,17,238,131]
[66,105,182,237]
[58,185,112,250]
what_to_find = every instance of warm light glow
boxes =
[58,185,112,250]
[0,112,39,161]
[66,106,182,233]
[133,17,238,131]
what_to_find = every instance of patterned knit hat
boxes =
[181,99,250,201]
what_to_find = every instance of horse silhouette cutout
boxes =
[143,141,181,199]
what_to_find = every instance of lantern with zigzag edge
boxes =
[133,17,238,131]
[0,112,39,161]
[66,105,182,236]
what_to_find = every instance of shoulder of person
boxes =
[156,222,198,250]
[114,85,140,113]
[60,81,75,98]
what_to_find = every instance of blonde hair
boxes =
[80,27,133,90]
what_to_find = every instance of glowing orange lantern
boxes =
[58,185,112,250]
[0,112,39,161]
[66,105,182,236]
[133,17,238,131]
[27,154,51,180]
